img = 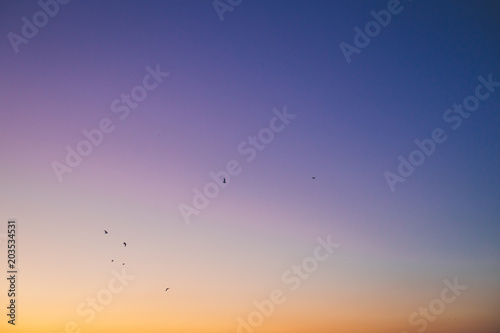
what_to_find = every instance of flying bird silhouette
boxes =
[111,260,114,262]
[165,288,169,291]
[123,242,127,247]
[312,177,316,179]
[104,230,108,234]
[223,178,226,183]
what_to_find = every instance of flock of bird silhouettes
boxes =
[100,176,316,292]
[103,230,126,265]
[103,229,169,292]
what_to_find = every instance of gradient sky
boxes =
[1,1,499,332]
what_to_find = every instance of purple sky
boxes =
[1,1,499,332]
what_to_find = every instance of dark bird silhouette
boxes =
[223,178,226,184]
[123,242,127,247]
[111,260,114,262]
[312,177,316,179]
[122,263,125,265]
[104,230,108,234]
[165,288,169,291]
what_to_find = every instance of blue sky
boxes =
[1,1,499,332]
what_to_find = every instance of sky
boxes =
[0,0,499,332]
